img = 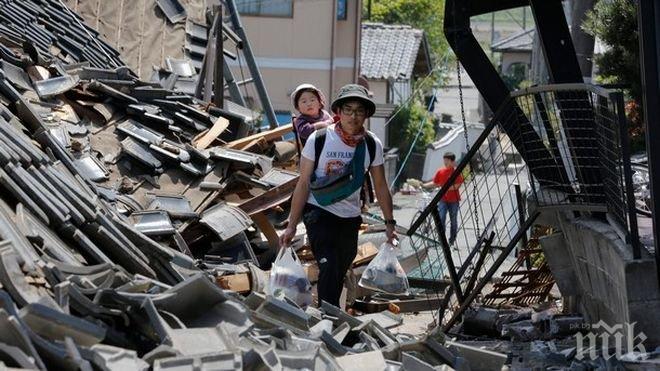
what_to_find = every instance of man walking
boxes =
[279,84,396,308]
[427,152,463,245]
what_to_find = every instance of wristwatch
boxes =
[384,219,397,226]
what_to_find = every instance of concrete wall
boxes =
[501,51,531,75]
[368,80,388,146]
[370,80,388,104]
[532,194,660,346]
[229,0,361,113]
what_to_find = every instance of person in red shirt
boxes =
[425,152,463,245]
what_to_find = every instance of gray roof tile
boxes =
[360,22,426,80]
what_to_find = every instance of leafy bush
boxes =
[387,99,436,156]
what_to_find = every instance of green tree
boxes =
[583,0,639,101]
[583,0,643,150]
[366,0,448,68]
[387,98,436,156]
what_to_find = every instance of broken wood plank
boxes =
[225,123,293,150]
[242,137,268,152]
[193,116,229,149]
[217,273,250,293]
[251,211,279,252]
[353,242,379,267]
[238,174,298,215]
[303,263,319,283]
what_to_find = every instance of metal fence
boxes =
[406,83,641,330]
[511,84,640,256]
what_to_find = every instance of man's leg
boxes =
[438,201,449,240]
[334,217,361,305]
[304,207,340,306]
[303,207,358,307]
[448,202,460,245]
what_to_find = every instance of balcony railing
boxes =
[406,83,641,330]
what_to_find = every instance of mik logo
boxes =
[575,321,647,360]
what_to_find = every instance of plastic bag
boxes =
[267,247,313,308]
[358,242,409,295]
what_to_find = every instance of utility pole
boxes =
[637,0,660,287]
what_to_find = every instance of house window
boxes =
[337,0,347,20]
[235,0,293,17]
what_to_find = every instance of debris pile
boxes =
[450,304,660,369]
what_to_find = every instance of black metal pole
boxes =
[613,91,642,259]
[463,232,495,297]
[213,5,224,108]
[443,211,540,332]
[226,0,279,129]
[435,221,495,321]
[515,183,531,268]
[636,0,660,285]
[431,208,464,304]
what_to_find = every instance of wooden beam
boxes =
[251,212,279,251]
[226,123,293,150]
[241,137,268,152]
[353,242,379,266]
[217,273,250,293]
[238,175,298,215]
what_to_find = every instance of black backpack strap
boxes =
[313,128,327,172]
[314,129,374,172]
[365,132,376,168]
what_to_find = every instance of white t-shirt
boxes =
[301,124,384,218]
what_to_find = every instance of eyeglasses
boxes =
[341,106,367,117]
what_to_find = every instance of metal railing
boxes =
[406,83,641,329]
[511,84,640,256]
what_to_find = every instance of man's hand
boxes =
[386,224,398,244]
[422,181,436,189]
[279,226,296,247]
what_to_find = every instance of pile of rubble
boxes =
[451,304,660,370]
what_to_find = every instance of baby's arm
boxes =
[295,119,316,140]
[311,115,335,130]
[312,121,330,130]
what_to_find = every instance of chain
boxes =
[456,59,480,237]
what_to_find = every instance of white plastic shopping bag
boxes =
[358,242,409,295]
[267,246,313,308]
